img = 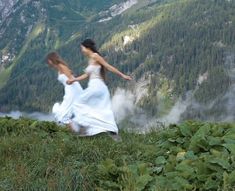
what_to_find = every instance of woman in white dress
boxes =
[46,52,83,132]
[67,39,132,136]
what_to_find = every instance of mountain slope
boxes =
[0,0,235,122]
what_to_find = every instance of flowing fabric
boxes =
[52,73,82,125]
[52,63,118,136]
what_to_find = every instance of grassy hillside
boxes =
[1,117,235,190]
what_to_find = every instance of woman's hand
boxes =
[122,74,132,81]
[66,78,76,85]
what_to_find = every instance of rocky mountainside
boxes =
[0,0,18,22]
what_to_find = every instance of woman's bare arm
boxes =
[74,73,89,81]
[93,53,132,80]
[66,73,89,84]
[59,64,74,80]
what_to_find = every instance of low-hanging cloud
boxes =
[111,88,135,122]
[0,111,54,121]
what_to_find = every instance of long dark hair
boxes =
[81,39,106,81]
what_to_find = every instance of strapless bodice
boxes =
[85,64,102,79]
[58,73,68,86]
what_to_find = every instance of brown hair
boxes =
[46,52,72,74]
[81,39,106,81]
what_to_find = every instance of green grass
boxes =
[1,117,235,190]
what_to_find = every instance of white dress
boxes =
[72,62,119,136]
[52,61,119,136]
[52,73,83,125]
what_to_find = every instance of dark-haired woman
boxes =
[67,39,132,136]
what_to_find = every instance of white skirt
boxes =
[72,78,118,136]
[52,81,82,125]
[52,77,118,136]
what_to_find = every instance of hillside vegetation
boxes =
[1,117,235,190]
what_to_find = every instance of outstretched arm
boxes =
[74,73,89,81]
[93,53,132,80]
[67,73,89,84]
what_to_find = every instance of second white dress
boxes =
[52,61,119,136]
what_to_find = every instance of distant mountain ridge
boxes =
[0,0,235,122]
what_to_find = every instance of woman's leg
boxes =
[67,123,75,132]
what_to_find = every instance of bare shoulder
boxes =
[93,53,107,64]
[60,64,69,72]
[92,52,101,59]
[60,64,73,78]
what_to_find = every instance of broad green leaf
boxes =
[175,160,195,179]
[136,174,153,191]
[189,124,211,152]
[185,151,198,160]
[209,158,230,170]
[204,177,219,190]
[172,176,193,190]
[178,123,193,137]
[223,144,235,155]
[155,156,167,166]
[153,166,163,174]
[208,136,221,146]
[223,133,235,144]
